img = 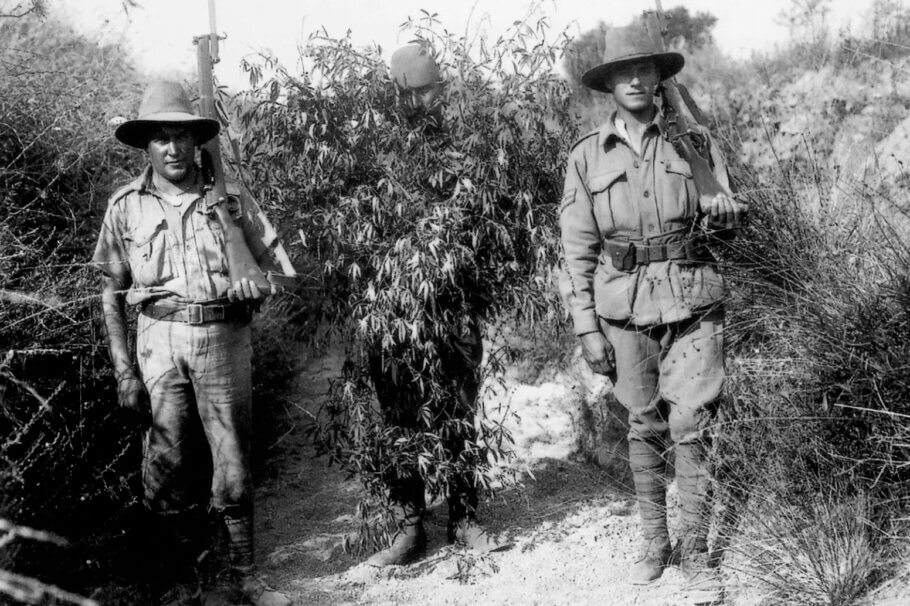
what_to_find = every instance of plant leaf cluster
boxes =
[234,16,577,547]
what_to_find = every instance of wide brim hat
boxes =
[390,44,441,90]
[115,80,220,149]
[581,23,684,94]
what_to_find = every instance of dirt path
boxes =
[251,347,765,606]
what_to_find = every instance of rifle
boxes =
[642,1,743,226]
[194,0,297,292]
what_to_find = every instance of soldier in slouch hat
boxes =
[559,23,746,606]
[93,80,290,606]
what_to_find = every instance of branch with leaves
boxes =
[236,13,577,547]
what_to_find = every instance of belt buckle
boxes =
[186,303,204,325]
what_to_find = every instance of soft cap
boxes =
[390,44,441,90]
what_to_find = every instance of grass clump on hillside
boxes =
[711,147,910,604]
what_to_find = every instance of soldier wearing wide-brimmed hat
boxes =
[93,80,290,606]
[113,80,221,149]
[559,22,745,606]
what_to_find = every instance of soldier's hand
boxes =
[702,193,748,230]
[580,331,615,378]
[116,372,151,429]
[227,278,278,302]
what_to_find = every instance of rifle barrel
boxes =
[207,0,220,63]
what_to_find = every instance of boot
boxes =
[676,441,723,605]
[630,537,673,586]
[155,508,206,606]
[367,475,427,567]
[366,504,427,566]
[202,508,291,606]
[201,568,290,606]
[238,567,292,606]
[628,437,671,584]
[448,517,510,553]
[446,482,510,553]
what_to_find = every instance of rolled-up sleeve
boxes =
[559,150,601,336]
[92,201,131,289]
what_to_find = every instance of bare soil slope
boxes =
[251,348,768,606]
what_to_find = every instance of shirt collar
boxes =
[598,107,665,150]
[127,165,155,194]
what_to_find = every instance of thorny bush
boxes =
[235,14,577,550]
[1,12,298,602]
[0,12,155,603]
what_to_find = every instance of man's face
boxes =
[607,61,660,115]
[400,81,445,124]
[147,125,196,185]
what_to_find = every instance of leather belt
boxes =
[603,238,713,272]
[141,301,254,325]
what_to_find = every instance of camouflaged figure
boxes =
[559,25,746,606]
[94,81,290,606]
[362,44,508,568]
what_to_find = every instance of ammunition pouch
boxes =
[603,237,714,272]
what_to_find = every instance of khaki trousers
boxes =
[136,313,253,514]
[600,307,724,445]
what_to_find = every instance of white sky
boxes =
[50,0,880,89]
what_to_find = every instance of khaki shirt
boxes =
[92,166,279,306]
[559,111,730,334]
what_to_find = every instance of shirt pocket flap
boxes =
[665,160,693,178]
[588,170,625,194]
[124,219,167,247]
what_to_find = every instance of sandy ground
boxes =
[248,347,777,606]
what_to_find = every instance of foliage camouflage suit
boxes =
[93,81,289,606]
[363,44,507,567]
[559,25,745,605]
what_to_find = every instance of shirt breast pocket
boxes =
[124,220,176,286]
[588,169,630,235]
[663,160,698,218]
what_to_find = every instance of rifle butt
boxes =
[210,202,271,292]
[265,271,299,289]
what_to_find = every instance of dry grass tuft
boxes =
[710,152,910,603]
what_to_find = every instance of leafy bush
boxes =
[234,14,577,549]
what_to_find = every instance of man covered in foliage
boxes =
[93,81,290,606]
[559,25,745,604]
[362,43,506,567]
[234,19,571,572]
